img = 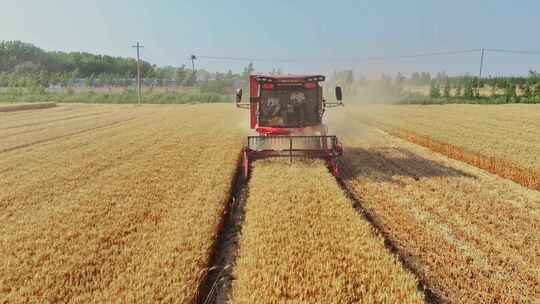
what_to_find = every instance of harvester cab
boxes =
[236,74,344,179]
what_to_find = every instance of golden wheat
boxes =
[0,104,243,303]
[232,159,423,303]
[339,104,540,190]
[336,120,540,303]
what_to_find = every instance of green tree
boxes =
[430,80,440,98]
[0,40,147,78]
[455,81,463,97]
[420,72,431,85]
[463,79,474,98]
[38,70,49,87]
[522,83,532,98]
[534,84,540,97]
[175,65,187,85]
[97,74,107,87]
[85,74,95,87]
[443,79,450,98]
[0,72,8,87]
[490,83,498,97]
[505,81,516,103]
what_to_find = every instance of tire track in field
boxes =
[0,110,112,131]
[0,129,166,218]
[0,116,140,155]
[0,103,57,112]
[0,112,180,221]
[0,110,159,175]
[0,112,116,139]
[0,104,76,119]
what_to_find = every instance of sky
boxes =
[1,0,540,77]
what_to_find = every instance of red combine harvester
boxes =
[236,74,344,179]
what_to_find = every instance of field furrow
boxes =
[0,104,81,123]
[0,111,141,154]
[0,110,112,134]
[232,159,424,303]
[0,106,111,130]
[0,114,151,179]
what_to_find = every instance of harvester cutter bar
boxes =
[242,135,343,178]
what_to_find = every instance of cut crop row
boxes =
[339,104,540,190]
[340,124,540,303]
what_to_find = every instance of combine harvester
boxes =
[236,74,344,178]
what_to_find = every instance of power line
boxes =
[361,49,481,61]
[194,48,539,80]
[179,47,540,82]
[486,48,540,55]
[195,49,482,64]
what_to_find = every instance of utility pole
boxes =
[477,48,485,97]
[190,54,197,85]
[132,42,144,104]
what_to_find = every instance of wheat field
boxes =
[329,111,540,303]
[0,104,243,302]
[2,103,539,303]
[341,104,540,189]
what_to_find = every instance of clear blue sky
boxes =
[2,0,539,76]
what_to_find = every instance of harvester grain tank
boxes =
[236,74,344,178]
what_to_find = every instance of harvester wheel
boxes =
[328,157,340,177]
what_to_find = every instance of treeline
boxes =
[0,41,259,96]
[1,41,148,77]
[418,71,540,103]
[333,69,540,104]
[0,41,200,88]
[0,41,261,104]
[379,70,540,89]
[2,40,538,105]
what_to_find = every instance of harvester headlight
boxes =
[258,77,274,83]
